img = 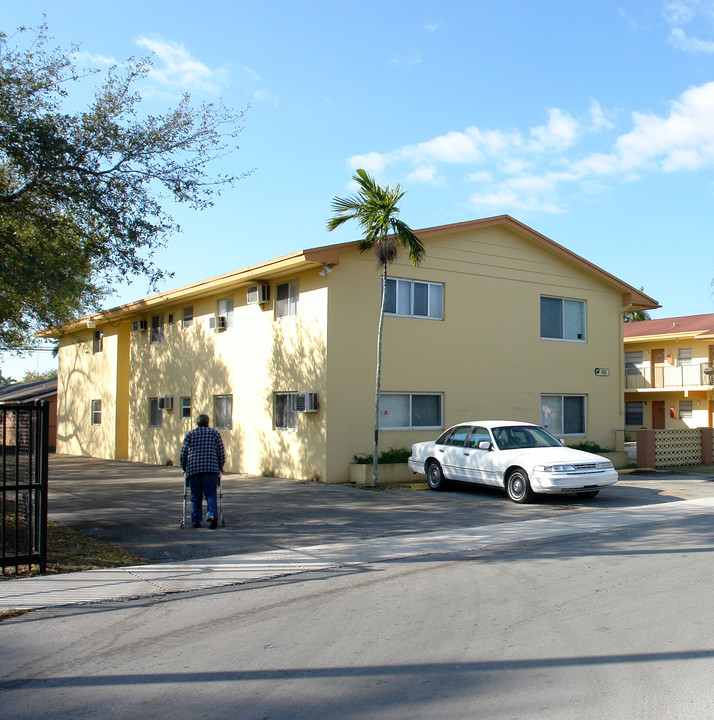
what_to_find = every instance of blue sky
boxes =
[4,0,714,378]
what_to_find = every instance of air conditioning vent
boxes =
[247,284,271,304]
[292,392,319,413]
[132,319,148,332]
[158,395,174,411]
[209,315,228,332]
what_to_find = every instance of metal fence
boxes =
[1,401,49,574]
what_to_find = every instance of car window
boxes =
[445,426,470,446]
[467,426,490,448]
[492,426,562,450]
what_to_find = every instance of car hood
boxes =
[497,446,609,466]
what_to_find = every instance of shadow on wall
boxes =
[58,333,113,458]
[256,312,327,480]
[129,319,241,469]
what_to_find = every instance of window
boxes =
[625,401,644,426]
[167,313,175,325]
[384,278,443,319]
[540,297,586,341]
[217,297,234,329]
[149,398,162,428]
[92,330,103,354]
[625,351,643,369]
[215,395,233,429]
[150,314,164,343]
[182,306,193,329]
[541,394,585,435]
[276,280,299,319]
[678,347,692,365]
[380,393,443,429]
[181,397,191,419]
[91,399,102,425]
[275,392,297,431]
[680,400,693,419]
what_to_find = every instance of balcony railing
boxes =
[625,362,714,389]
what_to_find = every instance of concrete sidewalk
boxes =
[3,496,714,611]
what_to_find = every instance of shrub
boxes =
[352,447,411,464]
[568,441,612,454]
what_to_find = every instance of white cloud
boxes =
[135,36,229,93]
[664,0,714,52]
[528,108,579,152]
[407,165,439,183]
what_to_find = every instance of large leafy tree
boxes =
[0,22,249,350]
[327,169,424,487]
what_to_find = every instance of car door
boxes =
[460,425,493,484]
[436,425,471,481]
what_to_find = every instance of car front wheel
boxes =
[427,460,446,491]
[506,468,534,503]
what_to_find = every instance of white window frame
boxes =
[215,395,233,429]
[91,399,102,425]
[540,296,586,342]
[678,347,692,366]
[276,280,299,319]
[680,400,693,419]
[274,392,298,431]
[181,396,191,419]
[379,393,443,430]
[540,394,586,436]
[384,278,444,320]
[150,314,164,344]
[149,398,162,428]
[216,297,234,329]
[182,306,194,329]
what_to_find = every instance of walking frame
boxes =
[181,474,226,529]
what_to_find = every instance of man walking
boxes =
[180,413,226,529]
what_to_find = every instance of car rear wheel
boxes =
[506,468,534,503]
[427,460,446,490]
[577,490,600,499]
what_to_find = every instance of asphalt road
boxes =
[46,454,714,563]
[2,508,713,718]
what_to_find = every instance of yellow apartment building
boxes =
[624,313,714,431]
[45,215,658,482]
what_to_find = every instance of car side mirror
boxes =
[478,441,492,451]
[560,438,565,445]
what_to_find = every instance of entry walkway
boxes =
[3,497,714,611]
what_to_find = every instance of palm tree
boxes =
[327,169,425,487]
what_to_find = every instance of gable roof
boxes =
[39,214,659,337]
[623,313,714,342]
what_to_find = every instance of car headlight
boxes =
[596,462,614,470]
[533,464,577,472]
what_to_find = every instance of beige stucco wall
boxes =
[55,220,634,482]
[324,224,627,482]
[125,268,328,479]
[57,324,125,458]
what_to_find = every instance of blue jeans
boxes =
[188,473,218,524]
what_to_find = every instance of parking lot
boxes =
[46,455,714,564]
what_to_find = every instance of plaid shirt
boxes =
[180,426,226,477]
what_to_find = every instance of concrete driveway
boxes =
[46,454,714,564]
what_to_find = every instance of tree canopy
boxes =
[0,22,249,350]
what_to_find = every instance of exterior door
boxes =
[652,400,665,429]
[651,348,665,388]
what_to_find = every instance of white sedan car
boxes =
[408,420,619,503]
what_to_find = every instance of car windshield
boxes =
[491,425,562,450]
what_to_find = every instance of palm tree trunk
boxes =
[372,261,388,487]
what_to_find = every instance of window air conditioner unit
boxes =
[209,315,227,332]
[132,319,148,332]
[158,395,174,411]
[292,392,319,413]
[247,284,271,304]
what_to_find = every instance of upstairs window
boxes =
[540,297,585,342]
[276,280,299,319]
[384,278,443,319]
[92,330,103,354]
[216,297,234,329]
[678,347,692,365]
[182,306,193,329]
[150,314,164,344]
